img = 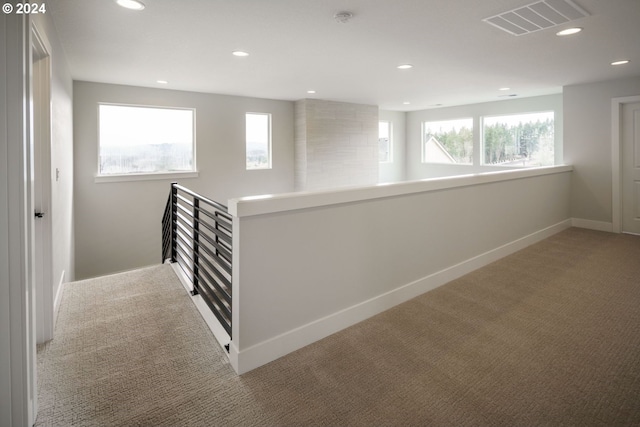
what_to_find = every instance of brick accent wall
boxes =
[295,99,378,191]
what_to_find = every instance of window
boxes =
[422,118,473,164]
[379,121,393,163]
[98,104,195,176]
[246,113,271,170]
[482,111,554,167]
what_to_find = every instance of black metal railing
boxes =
[162,183,233,337]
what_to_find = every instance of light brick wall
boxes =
[295,99,378,191]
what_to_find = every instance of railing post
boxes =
[214,211,220,258]
[191,197,200,296]
[170,183,178,263]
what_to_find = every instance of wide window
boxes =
[483,111,554,167]
[98,104,195,176]
[379,121,393,163]
[422,118,473,164]
[246,113,272,170]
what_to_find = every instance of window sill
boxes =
[95,171,199,183]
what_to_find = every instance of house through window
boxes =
[422,118,473,164]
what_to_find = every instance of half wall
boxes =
[228,165,572,373]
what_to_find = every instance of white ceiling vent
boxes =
[483,0,589,36]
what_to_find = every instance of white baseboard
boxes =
[170,263,231,352]
[571,218,614,232]
[231,219,572,374]
[53,270,65,329]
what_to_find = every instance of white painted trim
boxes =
[169,263,230,353]
[53,270,65,328]
[232,219,571,374]
[95,171,198,183]
[229,165,573,217]
[612,95,640,233]
[571,218,614,232]
[31,22,54,344]
[2,12,38,426]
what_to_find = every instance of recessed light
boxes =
[156,80,168,84]
[556,27,582,36]
[611,60,630,66]
[403,101,411,105]
[397,64,413,70]
[116,0,145,10]
[499,87,511,91]
[232,51,249,57]
[307,90,316,94]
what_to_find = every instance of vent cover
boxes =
[483,0,589,36]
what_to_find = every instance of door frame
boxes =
[31,23,54,343]
[1,13,38,427]
[611,95,640,233]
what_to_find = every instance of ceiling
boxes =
[48,0,640,111]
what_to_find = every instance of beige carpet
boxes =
[36,227,640,426]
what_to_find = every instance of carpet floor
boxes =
[36,227,640,426]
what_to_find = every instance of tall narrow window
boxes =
[422,118,473,164]
[246,113,271,170]
[379,121,393,163]
[482,111,554,167]
[98,104,195,176]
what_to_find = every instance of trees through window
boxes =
[98,104,195,176]
[483,112,554,167]
[246,113,272,170]
[422,118,473,164]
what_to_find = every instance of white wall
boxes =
[73,82,295,279]
[378,109,406,183]
[564,76,640,226]
[228,166,572,373]
[406,94,563,180]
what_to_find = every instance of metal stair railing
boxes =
[162,182,232,337]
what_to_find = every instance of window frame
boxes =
[95,102,197,183]
[379,120,393,163]
[245,112,272,170]
[480,110,555,168]
[421,117,474,165]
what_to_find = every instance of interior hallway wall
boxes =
[405,94,563,180]
[563,76,640,226]
[73,82,294,280]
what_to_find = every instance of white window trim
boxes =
[97,102,197,180]
[421,117,474,165]
[94,171,199,183]
[480,110,555,167]
[379,120,393,163]
[246,112,272,170]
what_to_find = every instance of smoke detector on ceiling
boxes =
[334,12,354,24]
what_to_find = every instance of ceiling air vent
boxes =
[483,0,589,36]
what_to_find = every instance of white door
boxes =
[622,102,640,234]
